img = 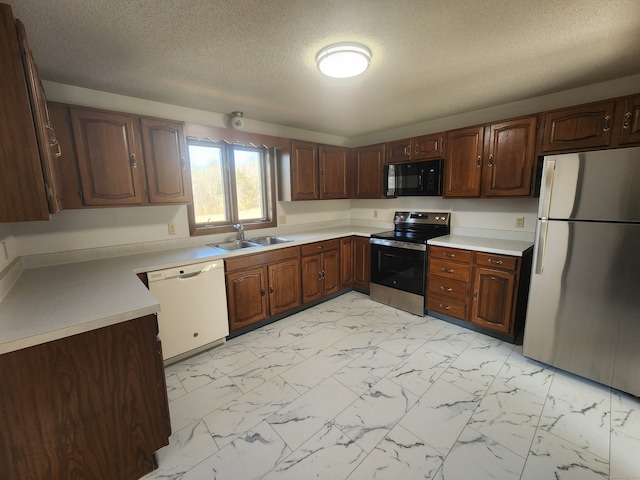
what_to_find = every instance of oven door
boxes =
[370,239,426,295]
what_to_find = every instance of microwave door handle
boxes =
[418,169,424,191]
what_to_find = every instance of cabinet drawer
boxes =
[427,294,466,320]
[224,246,299,272]
[429,246,471,264]
[429,258,471,282]
[301,239,340,256]
[427,276,468,302]
[474,252,517,270]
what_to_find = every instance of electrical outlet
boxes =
[168,223,177,235]
[515,216,525,228]
[278,215,287,225]
[373,209,378,218]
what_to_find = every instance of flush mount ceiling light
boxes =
[316,43,371,78]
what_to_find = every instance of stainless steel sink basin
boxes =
[249,236,294,246]
[209,240,262,251]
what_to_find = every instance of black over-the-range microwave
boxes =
[384,159,443,197]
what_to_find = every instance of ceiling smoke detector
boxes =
[229,111,245,130]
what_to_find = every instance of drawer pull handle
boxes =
[440,286,453,292]
[623,112,632,129]
[476,156,482,168]
[443,252,455,257]
[488,258,503,265]
[439,303,451,310]
[473,289,478,300]
[603,115,612,132]
[441,268,454,273]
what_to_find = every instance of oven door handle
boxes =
[369,237,427,251]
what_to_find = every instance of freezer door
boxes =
[523,220,640,396]
[539,148,640,222]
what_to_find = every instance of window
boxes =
[187,140,276,235]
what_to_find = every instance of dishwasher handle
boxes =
[178,271,201,280]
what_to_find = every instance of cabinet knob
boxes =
[623,112,632,129]
[476,156,482,168]
[440,285,453,292]
[130,154,137,168]
[488,154,494,167]
[439,303,451,310]
[269,285,274,295]
[603,115,612,132]
[473,289,478,300]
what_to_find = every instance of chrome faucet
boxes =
[234,223,244,241]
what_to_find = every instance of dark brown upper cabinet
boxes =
[0,4,63,222]
[444,116,538,198]
[386,132,445,164]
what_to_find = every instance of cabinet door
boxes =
[268,258,301,315]
[354,143,385,198]
[618,94,640,146]
[470,267,515,334]
[386,138,412,164]
[413,132,444,160]
[541,101,615,153]
[140,117,191,204]
[291,140,319,200]
[48,103,86,209]
[301,254,323,303]
[16,20,63,215]
[340,237,355,288]
[444,126,483,197]
[483,116,537,197]
[226,266,268,331]
[0,5,54,222]
[319,145,348,199]
[353,236,371,292]
[70,108,144,205]
[321,249,341,296]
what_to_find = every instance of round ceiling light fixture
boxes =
[316,43,371,78]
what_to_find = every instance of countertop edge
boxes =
[427,235,534,256]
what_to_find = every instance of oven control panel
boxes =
[393,211,450,226]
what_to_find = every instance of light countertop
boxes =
[0,226,381,355]
[427,234,534,256]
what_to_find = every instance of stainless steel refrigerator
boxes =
[523,147,640,397]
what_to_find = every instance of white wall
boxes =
[350,197,538,240]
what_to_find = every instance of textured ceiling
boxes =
[9,0,640,137]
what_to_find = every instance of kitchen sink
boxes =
[248,236,294,245]
[209,240,262,251]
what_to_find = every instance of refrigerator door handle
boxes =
[539,159,556,219]
[534,219,549,275]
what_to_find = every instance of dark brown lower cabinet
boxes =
[301,240,340,303]
[225,246,301,332]
[353,236,371,292]
[427,245,532,343]
[0,314,170,480]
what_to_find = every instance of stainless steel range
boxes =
[370,211,450,315]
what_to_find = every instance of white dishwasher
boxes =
[148,260,229,363]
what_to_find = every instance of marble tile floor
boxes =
[143,291,640,480]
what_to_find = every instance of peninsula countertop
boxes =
[0,226,382,355]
